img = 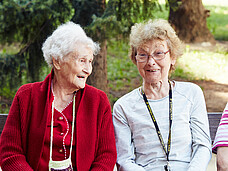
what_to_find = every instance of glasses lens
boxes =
[153,51,165,60]
[136,54,148,62]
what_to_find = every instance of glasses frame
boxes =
[136,49,170,63]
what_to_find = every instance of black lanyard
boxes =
[141,81,173,170]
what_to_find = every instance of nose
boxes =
[147,55,156,66]
[83,61,92,75]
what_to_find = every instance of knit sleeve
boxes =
[187,85,212,171]
[0,91,33,170]
[90,94,117,171]
[113,101,146,171]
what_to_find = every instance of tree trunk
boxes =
[168,0,215,44]
[87,0,108,93]
[71,0,108,93]
[87,40,108,93]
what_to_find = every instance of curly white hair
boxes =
[42,21,100,67]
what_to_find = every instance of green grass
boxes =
[206,6,228,40]
[107,41,140,90]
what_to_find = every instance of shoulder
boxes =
[83,84,110,108]
[173,81,205,105]
[16,73,51,98]
[113,88,140,108]
[84,84,108,99]
[174,81,203,95]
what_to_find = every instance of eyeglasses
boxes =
[136,49,170,63]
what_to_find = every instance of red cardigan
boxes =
[0,72,117,171]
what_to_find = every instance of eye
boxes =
[79,58,85,63]
[138,53,147,57]
[156,51,163,54]
[154,51,164,56]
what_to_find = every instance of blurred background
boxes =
[0,0,227,114]
[0,1,227,170]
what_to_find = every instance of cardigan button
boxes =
[59,149,63,153]
[58,116,64,121]
[60,132,64,136]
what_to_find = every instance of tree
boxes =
[71,0,159,93]
[71,0,108,93]
[168,0,215,43]
[0,0,160,95]
[0,0,72,91]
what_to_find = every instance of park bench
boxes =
[0,112,223,142]
[208,112,222,143]
[0,114,7,136]
[0,112,223,171]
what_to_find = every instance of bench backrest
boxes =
[208,112,222,143]
[0,113,223,142]
[0,114,7,136]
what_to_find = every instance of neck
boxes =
[142,80,170,100]
[52,74,76,111]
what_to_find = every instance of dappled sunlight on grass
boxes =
[174,45,228,84]
[202,0,228,7]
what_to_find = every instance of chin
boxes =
[72,83,85,91]
[145,78,160,84]
[78,83,86,89]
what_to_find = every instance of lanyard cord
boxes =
[141,80,173,162]
[50,93,76,161]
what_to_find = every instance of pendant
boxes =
[49,158,73,171]
[164,161,171,171]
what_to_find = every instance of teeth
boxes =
[147,69,158,72]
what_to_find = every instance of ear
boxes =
[171,58,176,65]
[52,57,61,70]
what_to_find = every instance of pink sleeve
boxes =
[212,103,228,153]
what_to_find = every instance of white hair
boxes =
[42,21,100,67]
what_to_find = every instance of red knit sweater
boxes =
[0,72,117,171]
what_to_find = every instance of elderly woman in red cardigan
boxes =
[0,22,117,171]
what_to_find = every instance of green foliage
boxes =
[84,0,160,42]
[0,0,72,44]
[71,0,105,27]
[206,6,228,40]
[107,0,160,35]
[0,53,25,90]
[166,0,182,12]
[0,0,73,90]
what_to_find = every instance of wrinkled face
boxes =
[136,39,175,84]
[54,44,94,91]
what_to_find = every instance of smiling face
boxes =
[136,39,176,85]
[53,43,94,91]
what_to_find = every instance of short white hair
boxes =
[42,21,100,67]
